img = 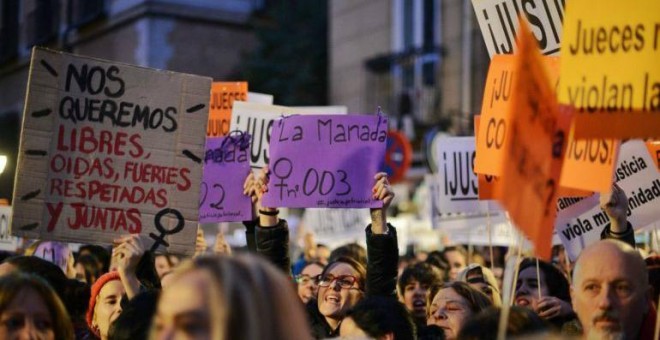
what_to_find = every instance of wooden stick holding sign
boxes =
[11,47,211,255]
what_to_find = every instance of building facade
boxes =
[329,0,490,135]
[0,0,263,201]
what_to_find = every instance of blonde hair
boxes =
[160,254,311,340]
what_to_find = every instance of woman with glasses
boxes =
[246,168,398,339]
[296,261,324,304]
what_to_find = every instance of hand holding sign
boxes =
[370,172,395,234]
[113,234,147,299]
[598,184,628,233]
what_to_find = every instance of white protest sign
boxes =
[11,47,211,255]
[230,101,346,169]
[434,136,501,214]
[0,206,18,251]
[556,140,660,260]
[247,92,274,105]
[292,106,348,115]
[301,208,370,246]
[471,0,564,58]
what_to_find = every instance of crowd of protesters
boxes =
[0,170,657,340]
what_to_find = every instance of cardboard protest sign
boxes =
[0,206,18,251]
[199,133,253,223]
[302,208,370,245]
[556,140,660,260]
[557,0,660,139]
[230,101,348,170]
[11,47,211,254]
[262,114,387,208]
[207,82,247,137]
[495,20,571,260]
[471,0,564,58]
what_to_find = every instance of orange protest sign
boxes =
[560,129,620,192]
[475,115,591,199]
[474,55,515,176]
[496,19,572,260]
[208,82,247,137]
[474,114,501,199]
[647,140,660,172]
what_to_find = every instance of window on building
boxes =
[393,0,441,122]
[0,0,19,64]
[68,0,106,28]
[26,0,60,47]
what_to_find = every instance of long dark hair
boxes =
[518,258,571,302]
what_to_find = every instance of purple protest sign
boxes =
[199,133,253,222]
[262,114,387,208]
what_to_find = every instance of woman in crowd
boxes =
[457,264,502,306]
[457,306,549,339]
[87,272,125,340]
[296,261,324,304]
[0,273,74,340]
[427,281,492,340]
[514,258,576,329]
[151,254,310,340]
[245,169,399,338]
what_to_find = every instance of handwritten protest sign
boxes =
[30,241,71,273]
[471,0,564,58]
[556,140,660,260]
[230,101,348,169]
[495,20,571,260]
[11,47,211,254]
[262,114,387,208]
[0,206,18,251]
[557,0,660,139]
[199,133,253,223]
[207,82,247,137]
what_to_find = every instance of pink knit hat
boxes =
[86,271,121,337]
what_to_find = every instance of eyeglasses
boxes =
[295,274,316,285]
[316,274,359,289]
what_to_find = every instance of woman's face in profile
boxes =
[152,269,212,340]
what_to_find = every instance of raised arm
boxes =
[599,183,635,248]
[251,167,291,275]
[366,172,399,297]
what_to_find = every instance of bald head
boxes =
[573,240,647,284]
[571,240,650,339]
